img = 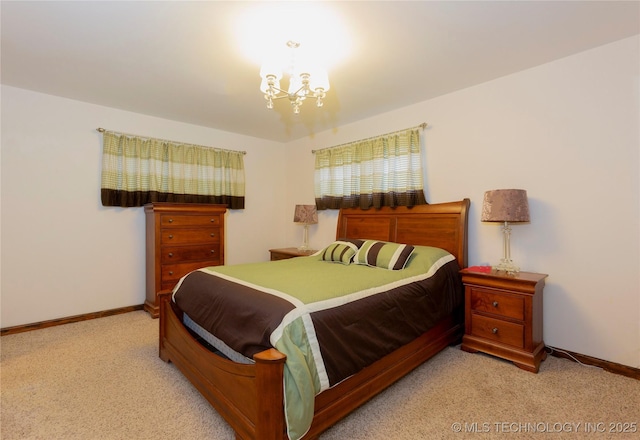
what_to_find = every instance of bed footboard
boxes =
[159,290,287,440]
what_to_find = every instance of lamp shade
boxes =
[293,205,318,224]
[481,189,530,223]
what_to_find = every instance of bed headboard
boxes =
[336,199,470,269]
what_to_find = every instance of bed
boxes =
[158,198,470,439]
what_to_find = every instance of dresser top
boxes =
[144,202,227,214]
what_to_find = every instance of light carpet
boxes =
[1,311,638,439]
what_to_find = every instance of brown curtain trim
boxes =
[101,189,245,209]
[315,190,427,211]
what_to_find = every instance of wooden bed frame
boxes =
[159,198,470,439]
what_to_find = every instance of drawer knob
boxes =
[210,249,215,253]
[492,301,499,307]
[169,271,174,276]
[168,253,173,258]
[492,328,498,334]
[210,218,216,223]
[210,233,215,237]
[168,234,173,239]
[168,218,173,223]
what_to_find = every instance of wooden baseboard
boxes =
[0,305,145,336]
[548,345,639,381]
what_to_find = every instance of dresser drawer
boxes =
[161,280,179,291]
[470,314,524,349]
[161,245,219,263]
[161,228,221,245]
[470,287,524,320]
[161,214,222,227]
[161,260,219,283]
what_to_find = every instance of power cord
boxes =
[546,345,602,370]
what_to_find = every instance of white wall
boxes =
[285,36,640,368]
[0,86,287,328]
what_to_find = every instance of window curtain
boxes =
[314,127,427,210]
[100,131,245,209]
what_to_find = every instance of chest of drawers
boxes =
[460,268,548,373]
[144,203,226,318]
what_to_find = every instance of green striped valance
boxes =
[100,131,245,209]
[314,126,427,210]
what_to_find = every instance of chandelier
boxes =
[259,41,330,114]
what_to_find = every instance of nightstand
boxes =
[269,247,317,261]
[460,268,548,373]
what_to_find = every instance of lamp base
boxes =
[492,259,520,274]
[493,221,520,274]
[298,224,310,251]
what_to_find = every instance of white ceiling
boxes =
[2,1,639,142]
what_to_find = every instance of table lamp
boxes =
[293,204,318,251]
[481,189,530,274]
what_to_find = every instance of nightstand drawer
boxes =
[470,288,524,320]
[471,314,524,349]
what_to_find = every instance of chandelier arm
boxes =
[269,95,292,101]
[288,85,310,97]
[267,85,289,95]
[265,86,298,101]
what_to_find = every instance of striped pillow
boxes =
[354,240,415,270]
[320,240,363,265]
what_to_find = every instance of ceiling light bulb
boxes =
[288,75,304,95]
[259,62,283,81]
[309,69,330,92]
